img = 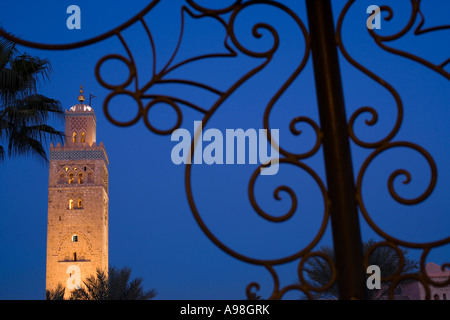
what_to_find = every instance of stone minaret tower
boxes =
[46,86,109,297]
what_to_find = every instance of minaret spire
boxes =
[78,84,85,103]
[46,87,108,298]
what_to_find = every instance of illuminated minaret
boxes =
[46,86,109,297]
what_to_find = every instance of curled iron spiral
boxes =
[338,0,450,299]
[1,0,448,299]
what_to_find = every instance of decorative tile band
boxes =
[50,149,108,165]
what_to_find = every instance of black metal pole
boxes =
[306,0,367,299]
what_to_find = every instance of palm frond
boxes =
[0,27,17,71]
[0,29,63,163]
[45,283,66,300]
[7,128,48,162]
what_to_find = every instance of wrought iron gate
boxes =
[3,0,449,299]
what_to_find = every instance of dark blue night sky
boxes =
[0,0,449,300]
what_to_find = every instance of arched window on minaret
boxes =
[78,173,83,184]
[73,252,77,262]
[81,131,86,143]
[78,199,83,209]
[69,199,74,210]
[73,132,77,144]
[69,173,74,184]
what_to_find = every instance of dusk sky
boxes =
[0,0,449,300]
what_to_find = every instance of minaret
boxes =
[46,86,109,298]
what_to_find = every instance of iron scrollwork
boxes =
[338,0,450,299]
[1,0,448,299]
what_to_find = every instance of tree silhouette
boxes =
[298,239,418,300]
[0,27,64,162]
[45,283,65,300]
[69,267,158,300]
[45,266,158,300]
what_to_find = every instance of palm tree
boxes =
[0,27,64,162]
[297,239,418,300]
[45,283,66,300]
[69,266,158,300]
